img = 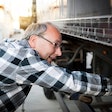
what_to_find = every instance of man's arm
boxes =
[17,50,112,96]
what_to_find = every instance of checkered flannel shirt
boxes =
[0,39,111,112]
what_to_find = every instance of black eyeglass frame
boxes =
[36,34,62,48]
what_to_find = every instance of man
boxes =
[0,22,111,112]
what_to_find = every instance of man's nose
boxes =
[55,47,62,56]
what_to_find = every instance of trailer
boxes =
[38,0,112,111]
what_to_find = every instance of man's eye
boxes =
[54,43,61,48]
[54,43,58,47]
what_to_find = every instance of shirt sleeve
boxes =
[16,49,112,96]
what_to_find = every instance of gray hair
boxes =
[23,22,49,40]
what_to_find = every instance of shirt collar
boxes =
[19,39,31,48]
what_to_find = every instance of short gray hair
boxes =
[23,22,48,39]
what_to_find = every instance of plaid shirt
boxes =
[0,39,111,112]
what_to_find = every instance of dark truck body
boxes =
[40,0,112,111]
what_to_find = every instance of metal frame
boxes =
[51,15,112,47]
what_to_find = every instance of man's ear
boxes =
[28,35,37,48]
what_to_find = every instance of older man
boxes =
[0,22,111,112]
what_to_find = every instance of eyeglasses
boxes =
[38,35,61,48]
